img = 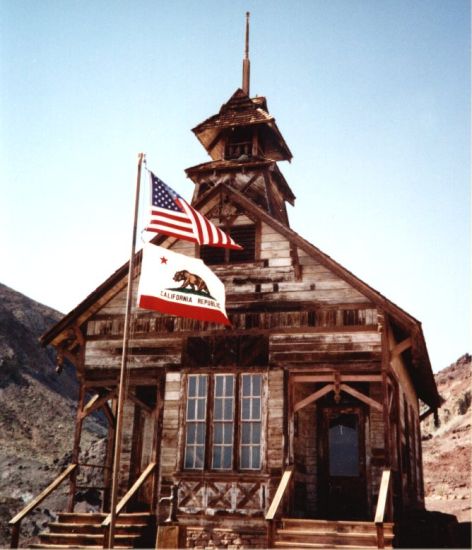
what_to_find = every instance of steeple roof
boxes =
[192,88,292,162]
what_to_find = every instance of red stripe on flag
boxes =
[138,294,231,326]
[150,210,190,223]
[148,219,194,233]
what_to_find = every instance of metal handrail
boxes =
[374,469,392,549]
[8,463,78,548]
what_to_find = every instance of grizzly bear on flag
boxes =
[173,270,210,295]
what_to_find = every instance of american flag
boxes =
[145,172,242,250]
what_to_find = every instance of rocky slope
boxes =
[422,353,471,523]
[0,283,105,547]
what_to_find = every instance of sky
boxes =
[0,0,470,372]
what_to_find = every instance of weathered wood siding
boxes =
[78,207,422,524]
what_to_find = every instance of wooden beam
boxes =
[9,464,78,526]
[390,337,412,359]
[294,384,334,412]
[265,466,294,520]
[340,384,383,412]
[102,462,157,526]
[419,407,435,422]
[127,392,154,415]
[103,402,116,427]
[375,469,392,524]
[82,393,100,415]
[73,324,85,347]
[292,375,383,383]
[80,389,117,419]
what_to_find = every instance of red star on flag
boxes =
[160,256,168,264]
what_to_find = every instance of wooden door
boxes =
[319,406,367,520]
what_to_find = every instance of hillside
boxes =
[422,353,471,523]
[0,284,105,547]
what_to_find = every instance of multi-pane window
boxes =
[212,375,235,469]
[183,373,263,471]
[184,375,208,469]
[240,374,262,469]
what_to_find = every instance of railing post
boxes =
[374,469,391,549]
[10,522,20,549]
[9,463,78,549]
[265,466,294,549]
[267,519,275,549]
[67,466,78,512]
[376,523,385,549]
[103,525,110,550]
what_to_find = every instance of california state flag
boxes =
[137,243,230,326]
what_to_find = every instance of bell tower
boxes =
[185,13,295,227]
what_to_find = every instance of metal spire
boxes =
[242,12,250,96]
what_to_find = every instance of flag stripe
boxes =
[144,228,199,242]
[147,224,194,237]
[150,208,189,222]
[148,218,194,232]
[146,172,243,250]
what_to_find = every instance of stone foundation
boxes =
[185,527,267,549]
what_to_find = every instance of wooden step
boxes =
[274,542,387,549]
[281,518,394,534]
[56,512,151,524]
[275,518,394,549]
[275,529,392,547]
[31,545,132,549]
[47,521,147,534]
[39,532,140,546]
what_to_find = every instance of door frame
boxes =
[318,404,367,520]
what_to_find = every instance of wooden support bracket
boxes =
[334,372,341,403]
[127,391,154,415]
[80,389,117,419]
[294,384,334,412]
[390,337,412,359]
[339,384,383,412]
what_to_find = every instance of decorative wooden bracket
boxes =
[334,372,341,403]
[294,384,334,412]
[56,347,80,373]
[55,324,85,373]
[340,384,383,412]
[293,382,383,413]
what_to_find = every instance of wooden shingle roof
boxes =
[192,88,292,161]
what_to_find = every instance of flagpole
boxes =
[106,152,145,549]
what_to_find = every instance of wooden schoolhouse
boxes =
[11,23,441,550]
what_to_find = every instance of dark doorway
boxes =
[318,406,367,519]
